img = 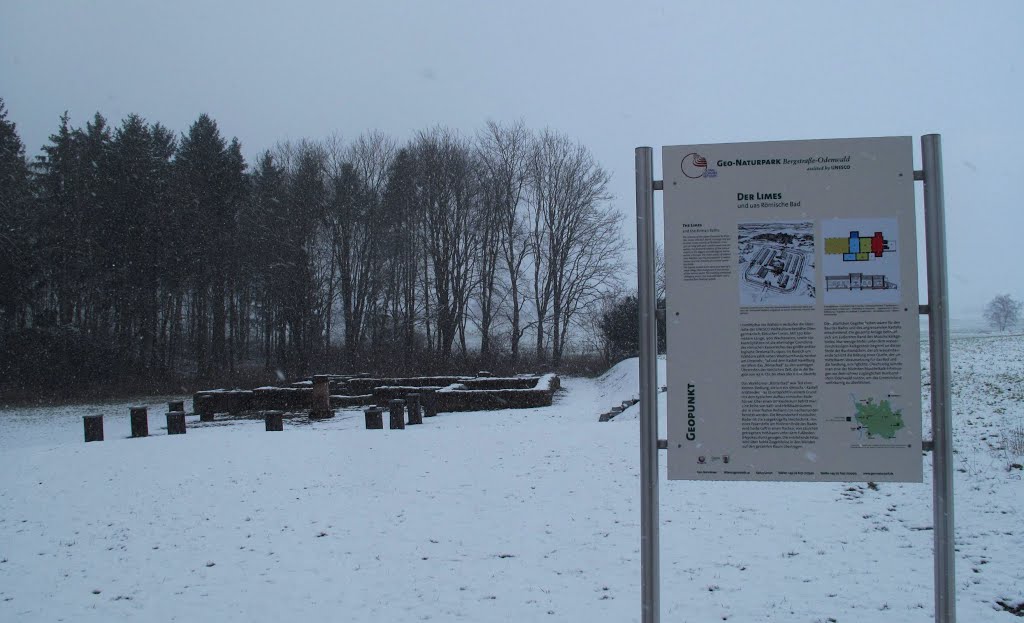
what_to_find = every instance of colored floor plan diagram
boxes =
[824,230,892,261]
[822,218,900,304]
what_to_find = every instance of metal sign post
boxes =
[921,134,955,623]
[635,135,954,622]
[635,147,660,623]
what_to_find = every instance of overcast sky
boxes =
[2,0,1020,318]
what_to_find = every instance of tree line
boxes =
[0,100,626,394]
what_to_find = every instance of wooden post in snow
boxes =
[406,393,422,425]
[421,389,438,417]
[130,406,148,438]
[389,399,406,430]
[364,407,383,430]
[265,411,284,431]
[83,415,103,442]
[195,395,215,422]
[310,375,334,420]
[166,411,186,435]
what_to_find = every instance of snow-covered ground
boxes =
[1,334,1022,622]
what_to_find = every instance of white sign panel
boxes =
[664,137,922,482]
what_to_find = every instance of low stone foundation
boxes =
[193,373,560,417]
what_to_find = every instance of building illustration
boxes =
[825,272,895,291]
[738,221,815,306]
[742,244,807,292]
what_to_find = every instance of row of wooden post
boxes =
[85,388,440,441]
[364,391,437,430]
[83,401,187,442]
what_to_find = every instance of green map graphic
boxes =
[855,398,905,439]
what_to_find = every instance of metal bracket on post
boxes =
[636,147,661,623]
[918,134,956,623]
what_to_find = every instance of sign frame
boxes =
[634,134,954,622]
[662,137,922,483]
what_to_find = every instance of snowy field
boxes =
[2,334,1023,622]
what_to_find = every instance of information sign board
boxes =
[663,137,922,482]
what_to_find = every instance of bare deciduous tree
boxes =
[476,120,531,367]
[324,132,394,363]
[381,147,421,357]
[527,129,622,366]
[412,128,479,364]
[984,294,1021,332]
